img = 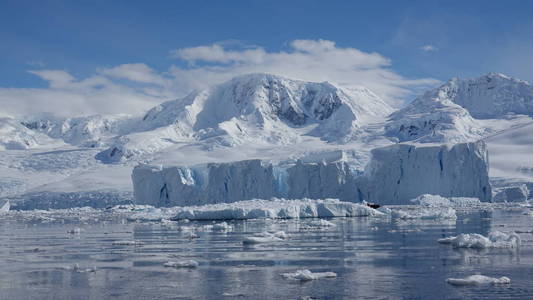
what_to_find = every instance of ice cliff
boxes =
[132,141,491,206]
[362,141,491,204]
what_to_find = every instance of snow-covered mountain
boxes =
[21,114,138,148]
[2,72,533,208]
[0,117,60,150]
[385,73,533,143]
[96,73,393,163]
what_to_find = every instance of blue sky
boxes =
[1,0,532,116]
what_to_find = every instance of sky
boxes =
[1,0,532,117]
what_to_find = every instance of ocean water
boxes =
[0,207,532,299]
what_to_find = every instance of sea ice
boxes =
[438,231,520,249]
[411,194,481,207]
[242,231,289,244]
[281,269,337,281]
[163,260,199,268]
[127,198,383,222]
[112,240,144,246]
[391,207,457,220]
[446,275,511,286]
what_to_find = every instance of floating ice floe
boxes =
[243,231,289,244]
[281,269,337,281]
[72,263,97,273]
[163,260,199,268]
[308,219,336,227]
[446,275,510,286]
[127,198,383,222]
[391,207,457,220]
[199,222,233,231]
[438,231,520,249]
[112,240,144,246]
[411,194,481,208]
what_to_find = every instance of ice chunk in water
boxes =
[446,275,510,286]
[438,231,520,249]
[242,231,289,244]
[281,269,337,281]
[163,260,199,268]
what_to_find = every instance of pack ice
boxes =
[132,140,491,206]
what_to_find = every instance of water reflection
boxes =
[0,208,533,299]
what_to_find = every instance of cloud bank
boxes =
[0,39,438,118]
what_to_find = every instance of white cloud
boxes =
[0,39,439,118]
[420,44,438,52]
[28,70,75,88]
[172,44,266,64]
[169,39,439,105]
[0,68,167,118]
[98,63,168,85]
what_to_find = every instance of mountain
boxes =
[96,73,393,163]
[3,72,533,209]
[21,114,137,148]
[0,117,60,150]
[385,73,533,143]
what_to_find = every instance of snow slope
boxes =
[0,117,61,150]
[96,73,393,163]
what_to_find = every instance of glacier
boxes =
[132,141,491,206]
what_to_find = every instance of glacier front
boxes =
[132,141,491,206]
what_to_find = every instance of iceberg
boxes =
[132,141,491,207]
[362,141,491,204]
[438,231,520,249]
